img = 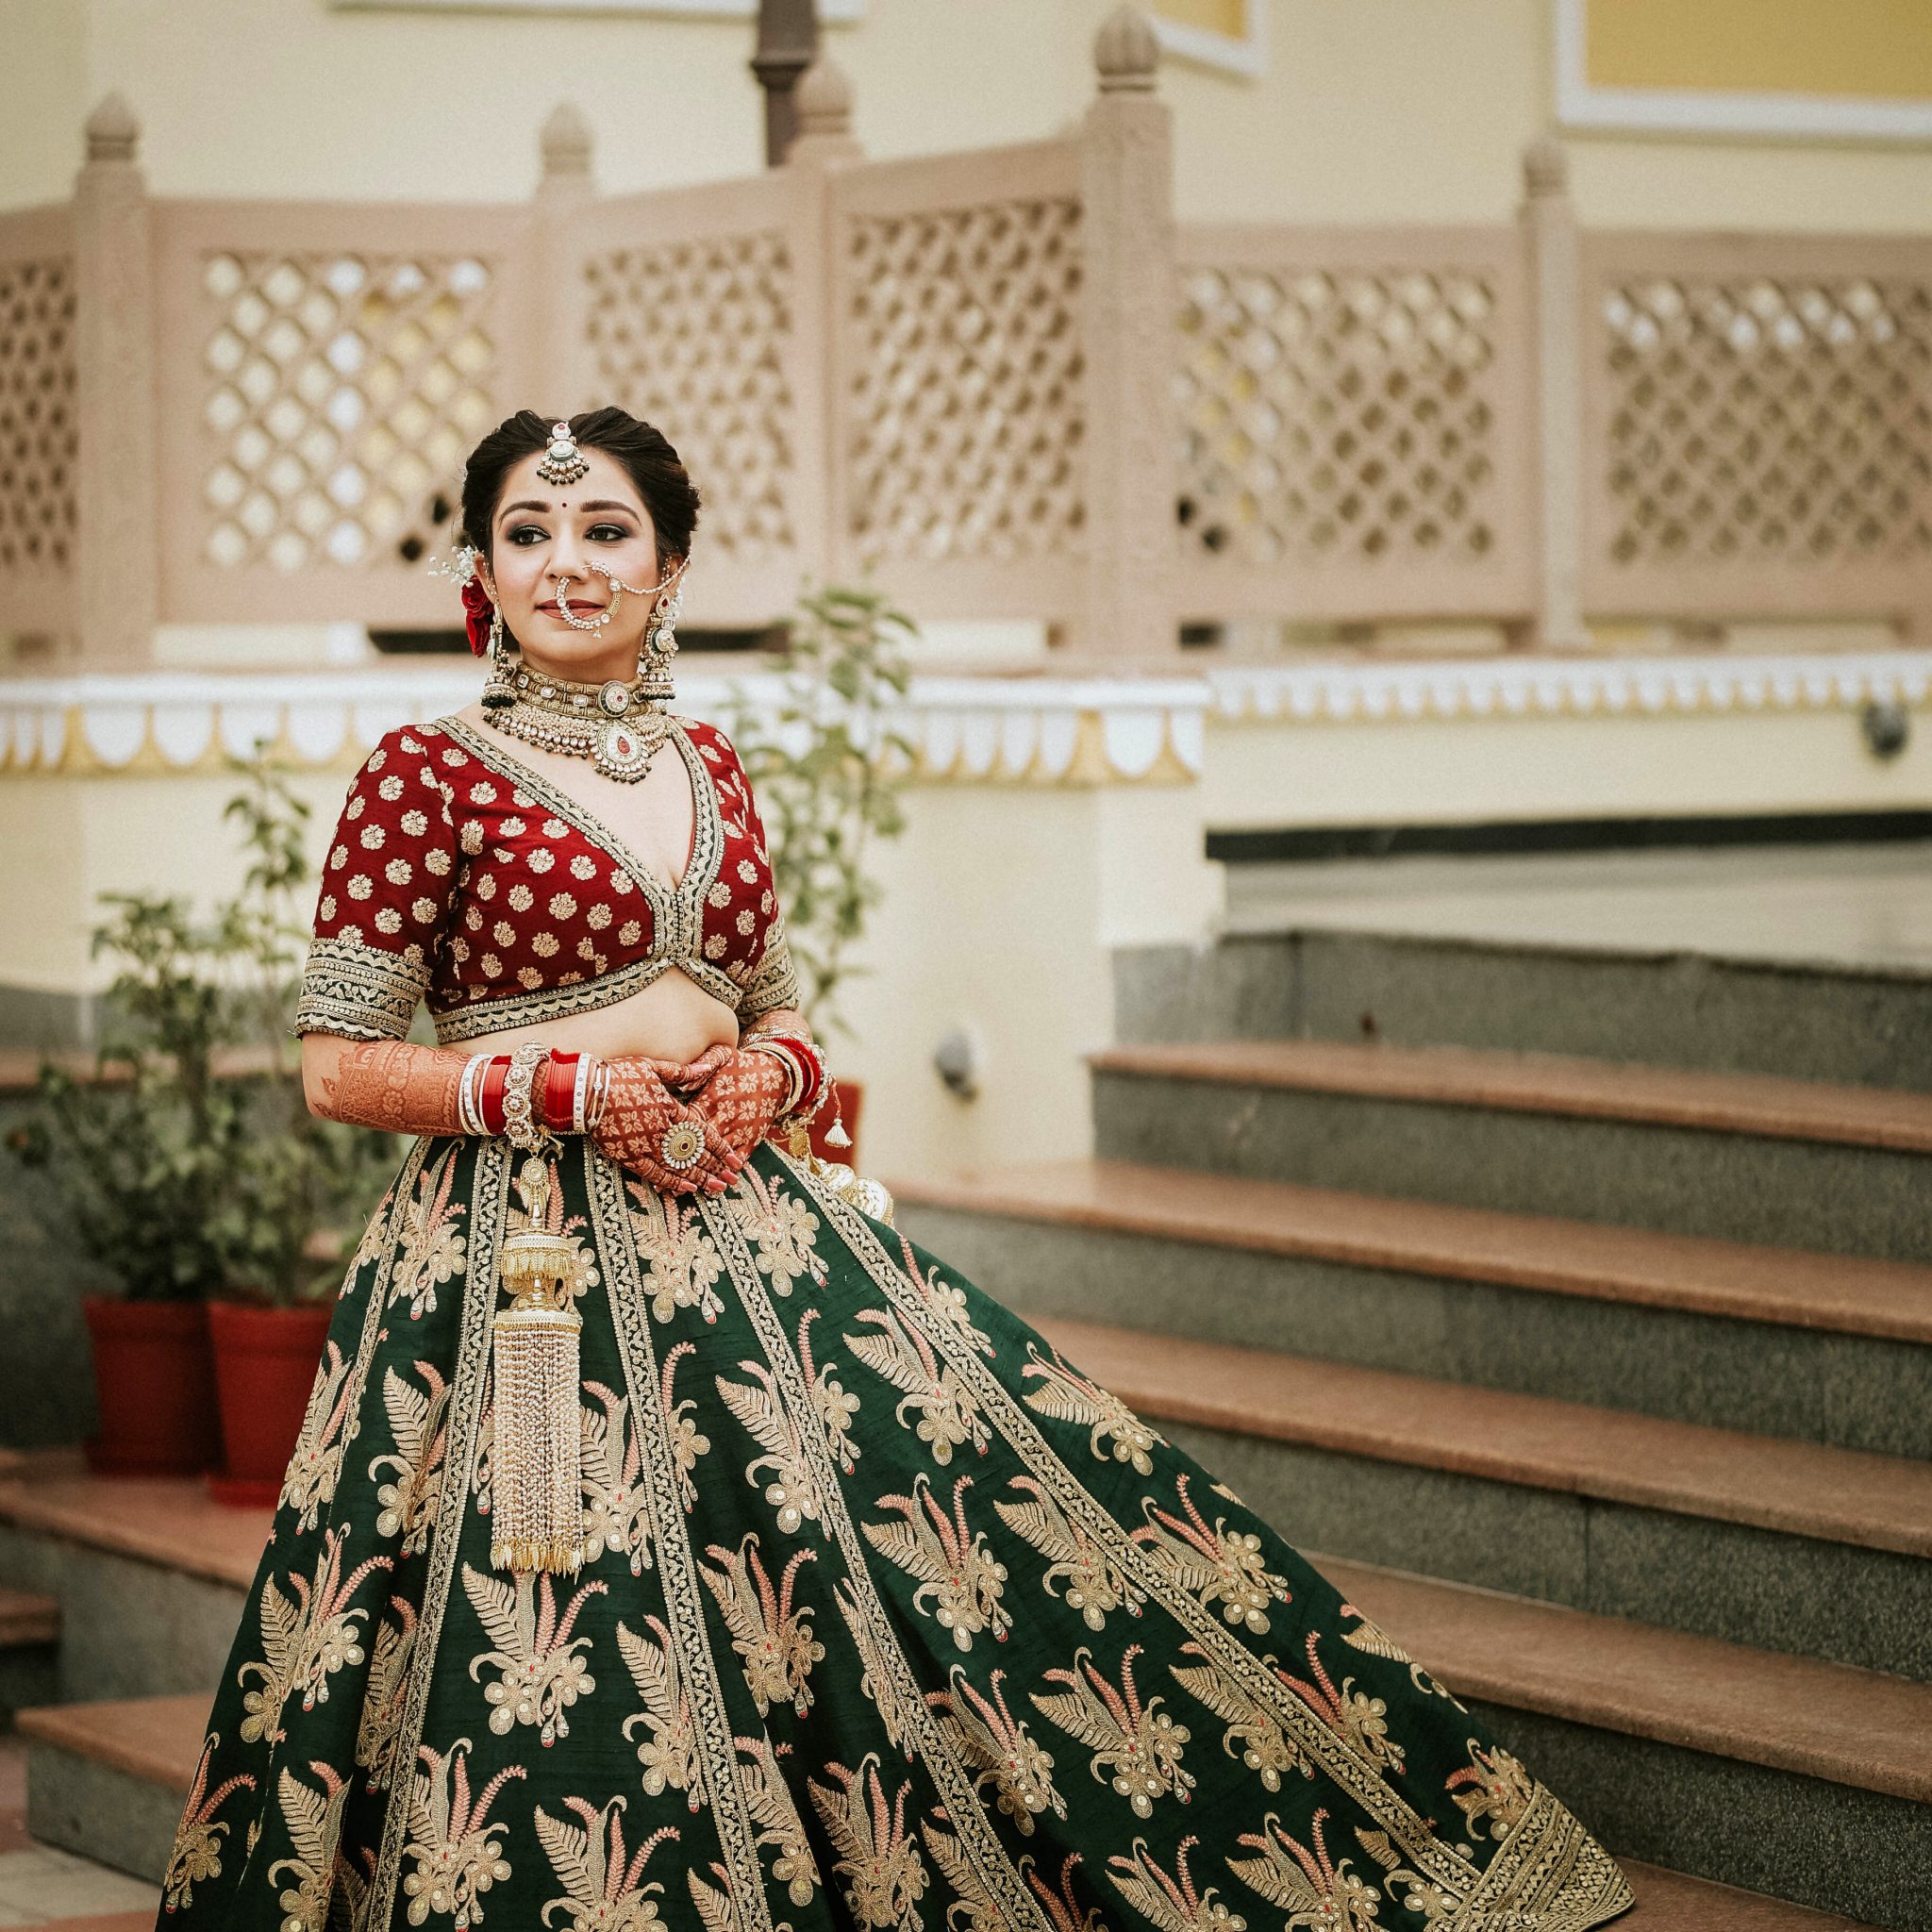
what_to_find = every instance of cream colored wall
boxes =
[1202,705,1932,833]
[5,0,1929,233]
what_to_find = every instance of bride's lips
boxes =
[537,598,607,618]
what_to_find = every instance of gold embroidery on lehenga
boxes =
[724,1165,824,1296]
[831,1577,916,1756]
[927,1663,1066,1835]
[357,1599,420,1792]
[390,1150,469,1321]
[629,1180,725,1325]
[1272,1629,1407,1774]
[400,1738,525,1927]
[533,1796,679,1932]
[845,1304,990,1465]
[1446,1738,1535,1841]
[270,1759,352,1932]
[616,1615,703,1806]
[1031,1642,1195,1820]
[1017,1850,1106,1932]
[371,1362,451,1555]
[1021,1342,1161,1476]
[162,1732,257,1912]
[370,1138,511,1929]
[238,1525,395,1746]
[716,1357,827,1537]
[1107,1834,1249,1931]
[995,1474,1148,1632]
[698,1532,824,1718]
[589,1147,782,1932]
[281,1341,358,1532]
[460,1564,607,1743]
[1130,1474,1293,1639]
[807,1754,930,1931]
[796,1306,862,1474]
[733,1735,823,1908]
[697,1191,1055,1932]
[1225,1807,1382,1931]
[580,1380,658,1569]
[658,1342,711,1512]
[1167,1641,1312,1793]
[918,1812,1017,1932]
[860,1471,1012,1651]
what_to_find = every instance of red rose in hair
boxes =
[460,577,493,656]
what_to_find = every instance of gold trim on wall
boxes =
[1556,0,1932,141]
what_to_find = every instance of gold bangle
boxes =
[501,1042,553,1154]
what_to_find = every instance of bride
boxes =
[159,407,1632,1930]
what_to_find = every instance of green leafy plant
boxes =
[728,584,918,1038]
[7,754,396,1304]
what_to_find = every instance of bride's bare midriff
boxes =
[457,969,741,1066]
[444,701,741,1066]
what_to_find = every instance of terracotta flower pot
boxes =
[80,1296,221,1476]
[207,1299,335,1508]
[808,1077,864,1166]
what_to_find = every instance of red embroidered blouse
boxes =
[292,715,798,1045]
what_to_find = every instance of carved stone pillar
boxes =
[752,0,819,168]
[1080,8,1178,660]
[73,94,158,665]
[1520,134,1591,653]
[522,102,596,416]
[783,54,862,590]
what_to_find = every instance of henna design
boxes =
[325,1041,469,1136]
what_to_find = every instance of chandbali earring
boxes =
[637,558,688,705]
[481,603,516,709]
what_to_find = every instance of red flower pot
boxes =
[808,1077,863,1166]
[206,1299,335,1508]
[80,1296,221,1476]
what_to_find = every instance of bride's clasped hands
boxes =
[590,1041,794,1196]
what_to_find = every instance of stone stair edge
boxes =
[17,1692,204,1794]
[1315,1552,1932,1808]
[1027,1312,1932,1561]
[0,1582,61,1646]
[1087,1039,1932,1155]
[890,1158,1932,1346]
[0,1477,269,1592]
[1196,921,1932,991]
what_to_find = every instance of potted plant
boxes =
[728,584,917,1163]
[9,756,393,1498]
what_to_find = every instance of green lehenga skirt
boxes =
[158,1135,1633,1931]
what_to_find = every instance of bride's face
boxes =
[475,446,671,683]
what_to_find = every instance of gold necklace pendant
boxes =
[592,712,666,782]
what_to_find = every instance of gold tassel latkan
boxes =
[490,1158,586,1574]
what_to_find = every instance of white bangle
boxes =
[571,1053,594,1134]
[458,1054,490,1136]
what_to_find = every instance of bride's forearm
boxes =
[303,1035,469,1134]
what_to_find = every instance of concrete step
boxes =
[17,1695,199,1885]
[1315,1556,1930,1929]
[12,1686,1900,1930]
[0,1470,262,1704]
[1090,1040,1932,1259]
[0,1584,60,1723]
[1114,926,1932,1092]
[896,1159,1932,1458]
[1024,1312,1932,1681]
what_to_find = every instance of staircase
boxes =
[896,926,1932,1930]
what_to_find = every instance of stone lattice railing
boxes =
[0,6,1925,663]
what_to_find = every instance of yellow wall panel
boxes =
[1154,0,1252,41]
[1586,0,1932,103]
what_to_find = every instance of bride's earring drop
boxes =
[481,592,515,709]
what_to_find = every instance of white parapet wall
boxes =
[1,650,1928,1178]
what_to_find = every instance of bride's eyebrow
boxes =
[498,499,553,518]
[577,500,639,516]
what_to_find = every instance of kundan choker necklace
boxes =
[483,664,672,782]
